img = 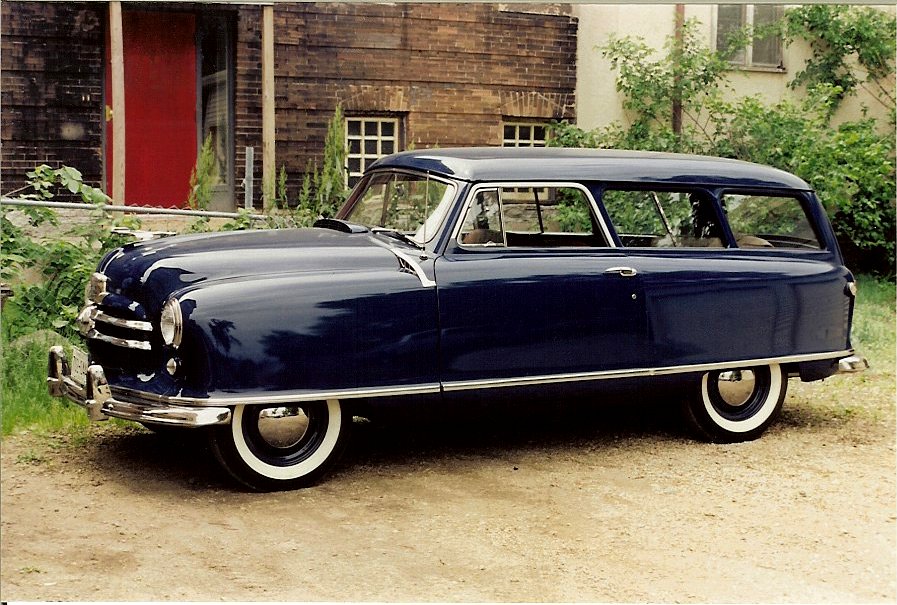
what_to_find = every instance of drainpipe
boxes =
[672,3,685,137]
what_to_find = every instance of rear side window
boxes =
[602,189,725,248]
[722,194,822,249]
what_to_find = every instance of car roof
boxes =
[368,147,812,190]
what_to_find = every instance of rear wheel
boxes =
[683,364,786,443]
[209,399,350,491]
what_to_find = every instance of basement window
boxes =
[502,122,548,148]
[346,117,400,188]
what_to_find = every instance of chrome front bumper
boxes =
[47,346,231,427]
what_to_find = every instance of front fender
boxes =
[178,270,439,398]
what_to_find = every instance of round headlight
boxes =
[159,298,183,348]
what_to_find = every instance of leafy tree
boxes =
[783,5,896,116]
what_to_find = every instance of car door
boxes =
[434,183,651,391]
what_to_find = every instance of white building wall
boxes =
[574,4,895,133]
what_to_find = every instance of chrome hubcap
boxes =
[257,407,310,449]
[715,370,756,407]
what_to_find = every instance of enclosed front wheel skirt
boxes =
[683,363,787,443]
[209,399,350,491]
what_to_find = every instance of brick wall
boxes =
[1,2,106,197]
[273,3,578,201]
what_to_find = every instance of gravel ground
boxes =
[1,374,894,602]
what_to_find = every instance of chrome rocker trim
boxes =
[441,349,863,392]
[48,346,864,427]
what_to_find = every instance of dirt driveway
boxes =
[1,377,894,602]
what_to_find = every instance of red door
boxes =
[106,11,197,207]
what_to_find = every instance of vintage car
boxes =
[48,147,867,490]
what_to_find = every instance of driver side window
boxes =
[458,185,609,248]
[459,189,505,246]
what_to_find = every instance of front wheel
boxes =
[682,364,786,443]
[209,399,350,491]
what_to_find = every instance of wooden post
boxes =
[109,1,126,204]
[261,5,275,209]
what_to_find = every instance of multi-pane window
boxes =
[716,4,784,69]
[502,122,548,148]
[345,117,399,188]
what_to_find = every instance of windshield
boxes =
[343,172,456,244]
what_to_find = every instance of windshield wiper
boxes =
[371,227,424,250]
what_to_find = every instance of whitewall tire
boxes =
[209,399,350,491]
[683,364,786,443]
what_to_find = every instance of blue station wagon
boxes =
[48,147,867,490]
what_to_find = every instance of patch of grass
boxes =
[852,275,896,375]
[16,450,46,465]
[1,304,90,437]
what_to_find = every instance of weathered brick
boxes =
[3,1,577,208]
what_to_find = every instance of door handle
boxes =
[604,266,638,277]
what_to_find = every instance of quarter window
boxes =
[602,189,725,248]
[345,117,400,188]
[722,193,822,249]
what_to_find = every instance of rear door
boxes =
[600,187,852,367]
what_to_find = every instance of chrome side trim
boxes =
[50,346,854,422]
[391,249,436,288]
[111,350,852,407]
[94,310,153,332]
[111,382,444,407]
[441,350,855,392]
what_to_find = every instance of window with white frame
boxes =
[502,122,548,148]
[716,4,784,70]
[345,117,400,188]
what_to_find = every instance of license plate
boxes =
[70,346,89,387]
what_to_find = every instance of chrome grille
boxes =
[80,272,154,351]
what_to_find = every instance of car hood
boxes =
[99,227,403,312]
